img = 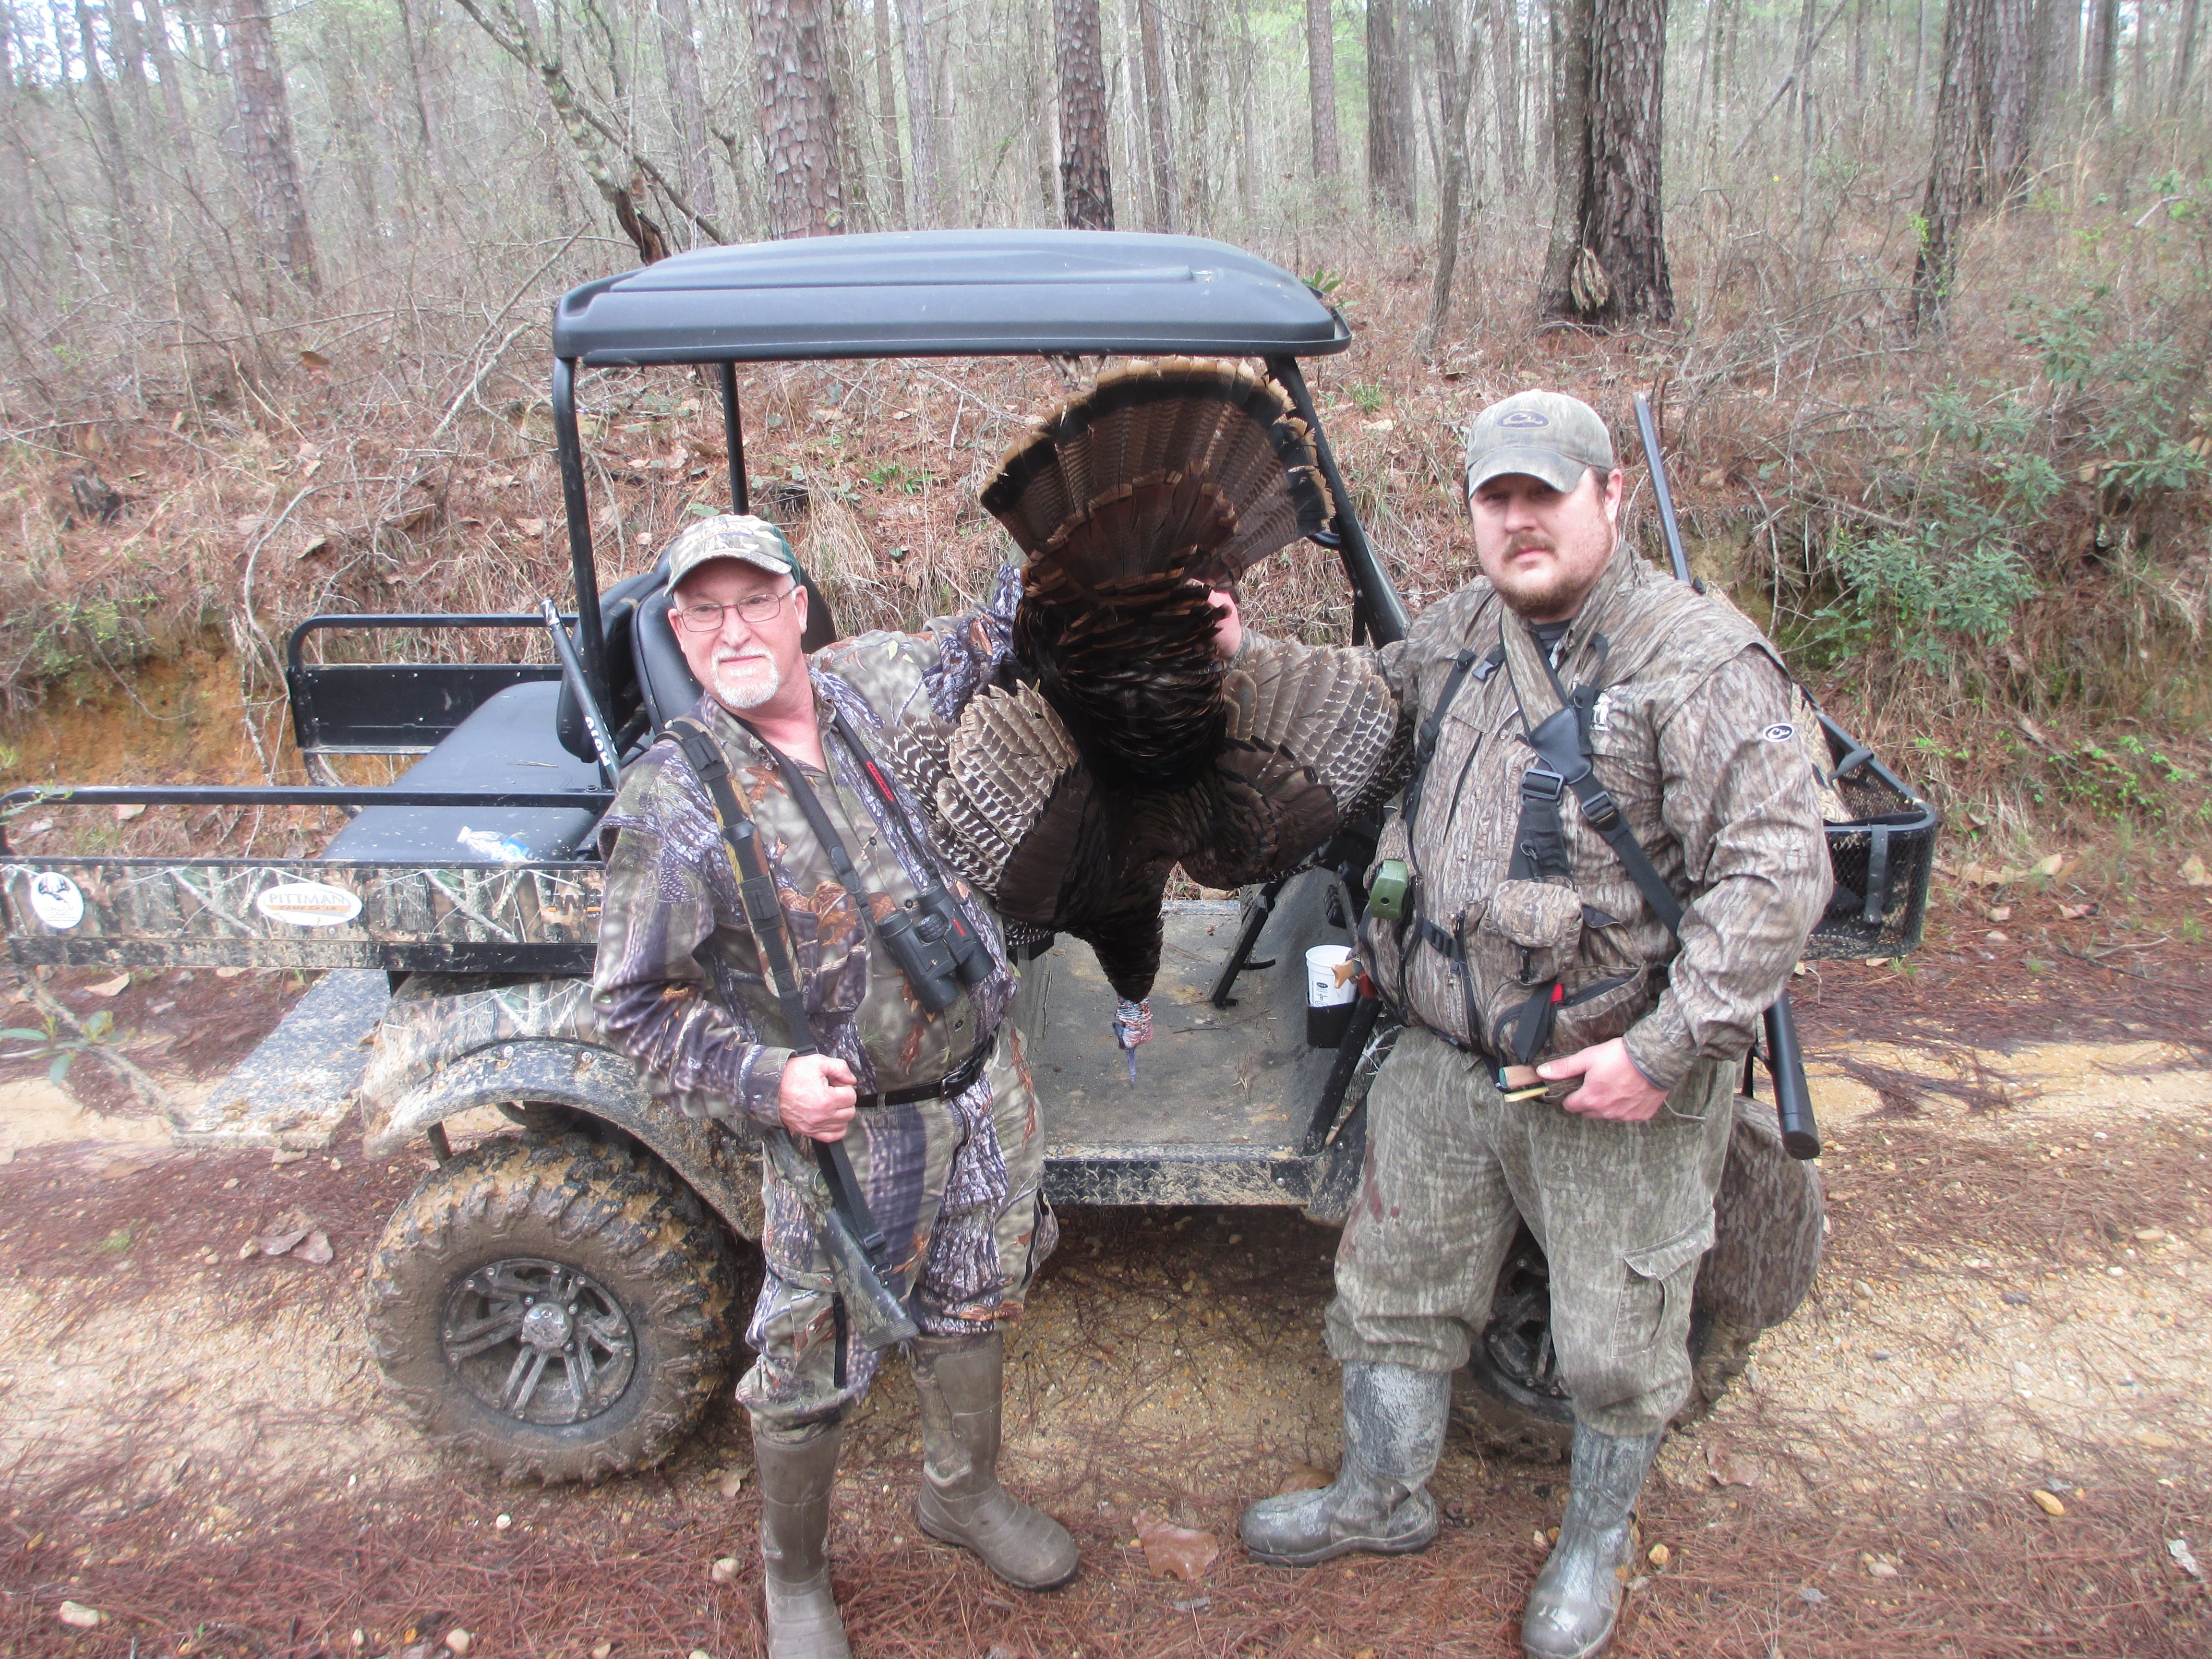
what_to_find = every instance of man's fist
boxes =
[1536,1038,1668,1123]
[779,1053,859,1140]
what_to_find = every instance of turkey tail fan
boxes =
[981,357,1334,589]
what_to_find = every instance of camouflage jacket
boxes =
[1359,543,1829,1091]
[591,574,1023,1128]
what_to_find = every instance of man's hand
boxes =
[779,1053,859,1141]
[1537,1038,1668,1122]
[1208,586,1243,660]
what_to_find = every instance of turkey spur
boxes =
[890,359,1406,1064]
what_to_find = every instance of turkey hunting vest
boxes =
[1359,547,1804,1091]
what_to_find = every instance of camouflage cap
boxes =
[1464,390,1616,494]
[664,513,800,589]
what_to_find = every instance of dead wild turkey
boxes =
[890,359,1406,1073]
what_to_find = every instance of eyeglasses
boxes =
[672,584,796,632]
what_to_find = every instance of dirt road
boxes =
[3,934,2209,1657]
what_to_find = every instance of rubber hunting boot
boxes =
[911,1330,1080,1590]
[753,1420,852,1659]
[1520,1422,1663,1659]
[1238,1361,1450,1567]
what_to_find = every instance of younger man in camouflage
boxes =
[1238,393,1829,1659]
[592,516,1075,1659]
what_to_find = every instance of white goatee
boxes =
[710,654,782,711]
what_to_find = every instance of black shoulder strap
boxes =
[664,716,892,1270]
[1503,623,1686,940]
[666,717,819,1055]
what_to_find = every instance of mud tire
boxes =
[1453,1243,1750,1462]
[365,1132,742,1484]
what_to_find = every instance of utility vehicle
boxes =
[0,232,1935,1478]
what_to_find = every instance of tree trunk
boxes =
[1541,0,1670,325]
[1417,0,1477,355]
[1490,0,1523,194]
[654,0,720,236]
[2174,0,2203,112]
[872,0,905,224]
[1989,0,2033,192]
[896,0,933,223]
[73,0,137,216]
[227,0,317,290]
[1055,0,1113,226]
[1367,0,1415,217]
[1912,0,1996,328]
[826,0,867,228]
[1540,0,1585,306]
[756,0,847,236]
[0,2,43,273]
[395,0,442,171]
[2086,0,2119,113]
[1138,0,1178,229]
[1306,0,1340,179]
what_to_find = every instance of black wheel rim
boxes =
[440,1257,638,1426]
[1478,1242,1574,1420]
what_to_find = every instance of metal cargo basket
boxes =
[1802,711,1939,961]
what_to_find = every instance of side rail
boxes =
[288,613,570,756]
[1,785,609,973]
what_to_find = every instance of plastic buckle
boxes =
[1520,768,1565,803]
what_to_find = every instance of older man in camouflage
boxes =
[1239,393,1829,1659]
[593,516,1074,1659]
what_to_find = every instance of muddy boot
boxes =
[1238,1362,1449,1567]
[754,1421,852,1659]
[910,1330,1080,1589]
[1520,1423,1663,1659]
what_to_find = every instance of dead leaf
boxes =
[297,533,331,560]
[1133,1512,1219,1581]
[2058,902,2092,919]
[57,1599,104,1627]
[1274,1463,1332,1497]
[299,349,332,370]
[2181,854,2211,888]
[2031,1489,2066,1516]
[296,1230,335,1265]
[716,1467,747,1499]
[517,517,547,537]
[85,973,130,997]
[16,819,54,838]
[1705,1443,1767,1488]
[234,515,267,537]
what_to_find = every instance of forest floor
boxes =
[1,870,2209,1659]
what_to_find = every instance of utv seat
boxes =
[322,681,607,863]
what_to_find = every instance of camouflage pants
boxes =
[737,1025,1058,1436]
[1325,1027,1735,1438]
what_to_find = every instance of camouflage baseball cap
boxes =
[663,513,799,588]
[1464,390,1616,493]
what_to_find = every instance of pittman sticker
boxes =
[254,881,364,928]
[25,871,85,930]
[1763,722,1796,742]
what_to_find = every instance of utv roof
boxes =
[551,230,1353,365]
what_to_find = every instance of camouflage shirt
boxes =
[592,574,1024,1127]
[1360,543,1829,1090]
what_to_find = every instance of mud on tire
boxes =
[365,1132,743,1483]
